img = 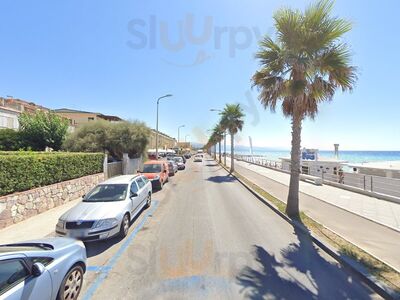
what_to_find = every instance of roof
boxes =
[347,161,400,171]
[280,157,347,163]
[144,160,164,164]
[54,108,100,114]
[102,175,140,184]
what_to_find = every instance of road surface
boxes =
[80,157,380,299]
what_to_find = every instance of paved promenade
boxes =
[230,158,400,231]
[226,157,400,271]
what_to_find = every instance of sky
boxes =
[0,0,399,151]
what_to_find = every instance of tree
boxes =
[220,104,245,173]
[212,124,224,163]
[0,129,25,150]
[252,0,357,217]
[19,111,69,151]
[63,120,151,159]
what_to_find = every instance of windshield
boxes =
[143,164,162,173]
[83,184,128,202]
[174,157,183,163]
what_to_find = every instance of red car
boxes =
[141,160,169,190]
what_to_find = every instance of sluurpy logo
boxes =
[126,14,262,67]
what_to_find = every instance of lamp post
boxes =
[210,108,226,165]
[155,94,172,159]
[177,125,185,152]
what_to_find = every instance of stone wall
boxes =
[0,173,104,229]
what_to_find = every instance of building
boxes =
[280,148,347,178]
[346,161,400,179]
[148,129,176,150]
[53,108,123,128]
[0,97,50,130]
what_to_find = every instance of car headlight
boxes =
[153,175,160,180]
[56,219,65,229]
[93,218,118,229]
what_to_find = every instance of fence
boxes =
[103,154,144,179]
[235,155,400,201]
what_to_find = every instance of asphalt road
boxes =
[80,156,381,300]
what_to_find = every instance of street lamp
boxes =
[177,125,185,144]
[155,94,173,159]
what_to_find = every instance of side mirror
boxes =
[32,262,45,277]
[130,192,138,198]
[81,194,85,199]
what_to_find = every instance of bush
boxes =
[0,129,25,151]
[0,152,104,196]
[19,111,69,151]
[63,120,150,159]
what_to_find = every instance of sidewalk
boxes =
[230,158,400,232]
[227,157,400,272]
[0,198,80,244]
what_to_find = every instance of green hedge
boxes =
[0,152,104,196]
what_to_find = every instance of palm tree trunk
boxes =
[218,140,222,163]
[230,133,234,173]
[286,112,302,218]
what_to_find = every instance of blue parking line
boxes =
[82,200,159,300]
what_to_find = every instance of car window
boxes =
[137,177,146,189]
[83,184,128,202]
[29,257,53,267]
[0,259,30,295]
[143,164,162,173]
[131,181,139,194]
[141,176,149,184]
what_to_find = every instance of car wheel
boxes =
[57,264,84,300]
[119,214,130,238]
[145,192,151,208]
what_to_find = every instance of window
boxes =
[83,184,128,202]
[142,164,162,173]
[137,177,146,189]
[0,259,30,295]
[29,257,53,266]
[130,182,139,194]
[142,176,149,184]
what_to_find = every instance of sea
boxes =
[234,147,400,164]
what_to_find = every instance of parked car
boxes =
[194,154,203,162]
[184,153,191,159]
[0,238,86,300]
[174,157,186,170]
[167,161,178,176]
[141,160,169,190]
[56,175,152,242]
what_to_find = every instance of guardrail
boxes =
[234,155,400,201]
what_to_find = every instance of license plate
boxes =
[68,230,86,238]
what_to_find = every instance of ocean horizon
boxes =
[233,146,400,164]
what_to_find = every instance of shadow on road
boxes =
[207,175,236,183]
[236,225,375,299]
[85,209,144,258]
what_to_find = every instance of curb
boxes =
[220,163,399,300]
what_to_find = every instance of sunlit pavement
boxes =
[80,157,381,300]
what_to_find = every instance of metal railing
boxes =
[235,155,400,200]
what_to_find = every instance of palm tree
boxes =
[212,124,225,163]
[252,0,357,217]
[220,104,245,173]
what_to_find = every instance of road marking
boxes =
[82,200,159,300]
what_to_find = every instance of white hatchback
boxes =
[56,175,152,242]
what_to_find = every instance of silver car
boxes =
[0,238,86,300]
[56,175,152,242]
